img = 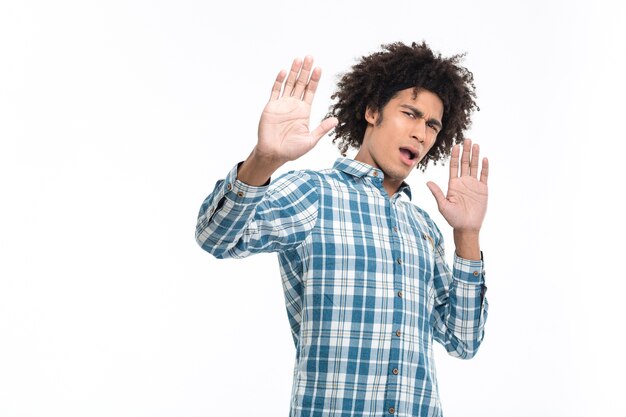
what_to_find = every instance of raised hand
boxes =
[426,139,489,233]
[256,56,338,165]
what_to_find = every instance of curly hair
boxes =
[327,41,478,169]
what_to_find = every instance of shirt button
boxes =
[396,258,402,265]
[395,329,401,337]
[373,171,378,177]
[389,407,395,414]
[397,291,403,298]
[226,184,232,191]
[473,271,480,277]
[393,226,398,233]
[392,368,399,375]
[421,233,427,239]
[237,191,244,197]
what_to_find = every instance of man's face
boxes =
[355,87,444,194]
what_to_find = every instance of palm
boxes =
[438,174,488,230]
[427,140,489,232]
[256,56,337,164]
[258,98,317,161]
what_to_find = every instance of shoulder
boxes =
[269,169,315,193]
[270,165,347,193]
[265,168,327,208]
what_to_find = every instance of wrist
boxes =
[453,229,481,260]
[236,147,285,186]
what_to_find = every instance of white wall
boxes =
[1,1,624,416]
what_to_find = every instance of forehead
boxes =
[390,87,444,118]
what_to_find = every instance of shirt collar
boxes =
[332,157,413,200]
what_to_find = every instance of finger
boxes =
[310,117,338,143]
[460,138,472,176]
[292,55,313,99]
[283,57,303,98]
[449,144,460,179]
[480,157,489,184]
[426,181,446,211]
[303,67,322,105]
[469,143,480,178]
[269,69,287,101]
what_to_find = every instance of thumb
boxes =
[426,181,446,210]
[310,117,338,143]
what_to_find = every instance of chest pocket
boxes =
[396,216,437,296]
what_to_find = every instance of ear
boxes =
[365,106,379,125]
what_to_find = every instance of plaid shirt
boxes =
[196,158,488,417]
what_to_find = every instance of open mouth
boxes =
[400,147,418,161]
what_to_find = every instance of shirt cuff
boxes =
[221,162,270,205]
[453,252,485,285]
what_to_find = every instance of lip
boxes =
[399,146,420,166]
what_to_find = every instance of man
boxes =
[196,42,489,417]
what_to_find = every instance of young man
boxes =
[196,42,489,417]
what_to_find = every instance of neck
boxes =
[383,178,402,197]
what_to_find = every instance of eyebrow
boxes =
[400,104,443,130]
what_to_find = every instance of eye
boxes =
[427,122,439,133]
[402,111,416,119]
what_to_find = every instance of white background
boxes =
[1,0,624,416]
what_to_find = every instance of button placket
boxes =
[386,195,403,417]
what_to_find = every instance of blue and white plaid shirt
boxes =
[196,158,488,417]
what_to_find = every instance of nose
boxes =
[411,119,426,144]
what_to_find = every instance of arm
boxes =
[238,55,338,186]
[195,166,319,258]
[427,139,489,260]
[430,237,488,359]
[427,139,490,358]
[195,56,336,257]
